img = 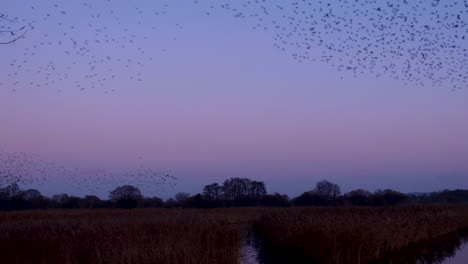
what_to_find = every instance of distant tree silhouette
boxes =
[63,196,84,209]
[294,180,342,206]
[293,191,325,206]
[380,189,409,206]
[52,193,70,205]
[143,196,164,208]
[222,177,249,203]
[262,193,291,207]
[183,194,211,208]
[250,181,267,205]
[10,189,47,209]
[83,195,103,208]
[174,192,191,207]
[202,183,222,201]
[427,190,468,204]
[314,180,341,205]
[109,185,143,209]
[222,177,267,206]
[165,198,176,208]
[0,180,466,211]
[18,189,42,200]
[346,189,373,206]
[0,183,20,199]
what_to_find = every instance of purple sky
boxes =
[1,1,467,198]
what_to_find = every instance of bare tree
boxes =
[109,185,143,202]
[221,178,268,206]
[222,177,251,202]
[202,183,222,201]
[249,181,267,201]
[314,180,341,205]
[109,185,143,208]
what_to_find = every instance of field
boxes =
[1,206,468,264]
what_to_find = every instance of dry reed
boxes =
[0,209,251,264]
[254,205,468,264]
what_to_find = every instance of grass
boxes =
[1,206,467,264]
[254,205,468,264]
[0,209,257,264]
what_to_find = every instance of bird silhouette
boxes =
[1,0,466,92]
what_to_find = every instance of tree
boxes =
[84,195,103,208]
[183,194,211,208]
[165,198,176,208]
[346,189,372,206]
[262,193,291,207]
[52,193,70,205]
[143,196,164,208]
[174,192,190,207]
[0,183,20,199]
[18,189,42,200]
[222,177,250,202]
[202,179,268,207]
[249,181,267,201]
[314,180,341,205]
[293,191,326,206]
[381,189,408,206]
[109,185,143,201]
[62,196,84,209]
[202,183,222,201]
[109,185,143,209]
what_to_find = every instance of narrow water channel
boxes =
[239,229,261,264]
[442,243,468,264]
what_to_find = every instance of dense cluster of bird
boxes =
[0,151,176,196]
[0,152,33,186]
[0,152,57,186]
[1,0,466,91]
[71,166,177,196]
[192,0,467,91]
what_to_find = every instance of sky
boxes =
[0,0,467,199]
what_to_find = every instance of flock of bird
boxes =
[0,152,36,186]
[1,1,466,195]
[1,1,174,94]
[192,0,467,91]
[1,0,467,92]
[0,151,177,197]
[0,13,28,44]
[0,152,70,187]
[71,166,177,196]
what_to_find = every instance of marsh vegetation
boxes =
[1,206,467,264]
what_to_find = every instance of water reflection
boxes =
[384,229,468,264]
[240,229,262,264]
[242,228,468,264]
[443,244,468,264]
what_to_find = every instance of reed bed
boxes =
[0,209,254,264]
[1,206,467,264]
[254,205,468,264]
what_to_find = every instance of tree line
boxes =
[1,178,468,210]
